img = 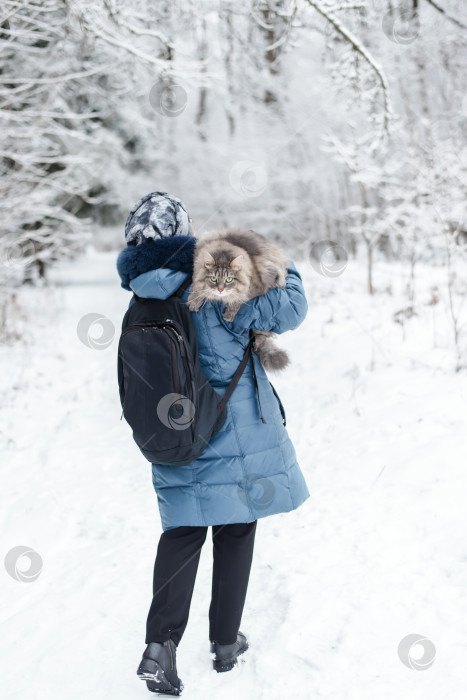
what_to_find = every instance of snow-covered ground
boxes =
[1,246,466,700]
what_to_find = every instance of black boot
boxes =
[136,640,183,696]
[210,631,249,673]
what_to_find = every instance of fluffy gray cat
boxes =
[186,228,290,371]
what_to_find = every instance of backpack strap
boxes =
[173,275,192,298]
[250,338,266,423]
[172,276,263,418]
[217,330,266,423]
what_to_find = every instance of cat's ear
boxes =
[203,250,215,268]
[229,254,244,270]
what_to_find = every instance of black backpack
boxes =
[117,277,255,466]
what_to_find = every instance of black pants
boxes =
[145,521,257,647]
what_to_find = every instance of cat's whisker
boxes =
[188,291,211,303]
[187,288,208,300]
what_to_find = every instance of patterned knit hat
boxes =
[124,191,192,245]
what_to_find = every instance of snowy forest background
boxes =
[1,0,466,362]
[2,2,467,699]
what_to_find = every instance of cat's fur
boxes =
[187,228,290,371]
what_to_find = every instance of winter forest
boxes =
[1,1,467,699]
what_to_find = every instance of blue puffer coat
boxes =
[118,238,310,531]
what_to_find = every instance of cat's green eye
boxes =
[225,276,233,283]
[210,275,217,282]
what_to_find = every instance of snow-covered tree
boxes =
[0,0,465,295]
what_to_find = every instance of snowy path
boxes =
[1,248,466,700]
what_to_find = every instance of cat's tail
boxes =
[253,332,290,372]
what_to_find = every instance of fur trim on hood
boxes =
[116,235,196,291]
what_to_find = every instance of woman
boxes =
[116,192,310,696]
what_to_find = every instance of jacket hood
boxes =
[116,235,196,291]
[129,267,190,300]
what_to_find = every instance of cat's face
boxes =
[202,251,244,301]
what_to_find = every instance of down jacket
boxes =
[117,237,310,531]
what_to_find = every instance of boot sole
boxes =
[137,659,182,696]
[146,679,182,696]
[212,642,249,673]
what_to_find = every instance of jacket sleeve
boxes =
[226,261,308,335]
